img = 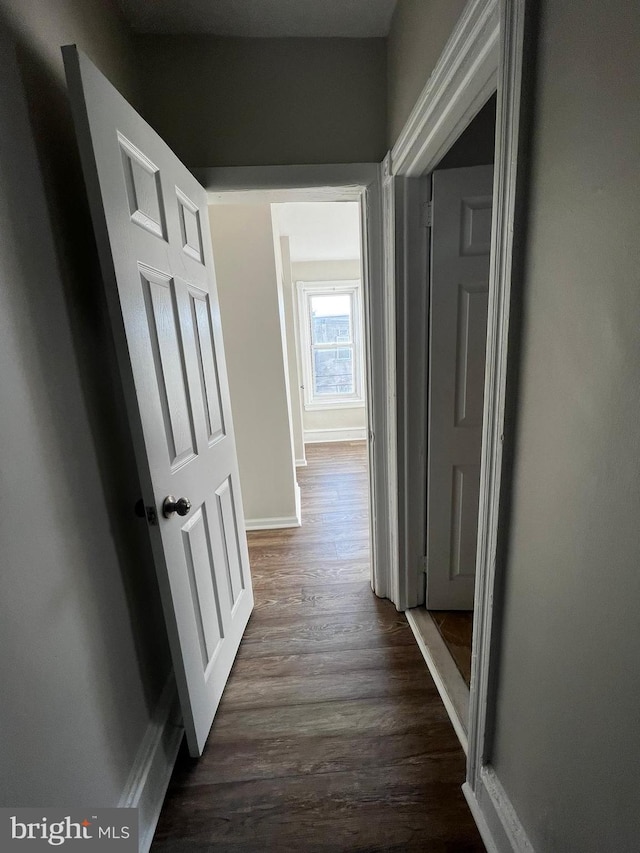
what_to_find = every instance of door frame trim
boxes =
[405,608,470,754]
[391,0,500,178]
[196,163,397,602]
[390,0,533,849]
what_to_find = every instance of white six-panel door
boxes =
[63,47,253,755]
[426,165,493,610]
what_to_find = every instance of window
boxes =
[297,280,365,409]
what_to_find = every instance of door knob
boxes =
[163,496,192,519]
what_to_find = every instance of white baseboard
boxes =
[463,767,535,853]
[463,782,501,853]
[245,516,301,530]
[119,675,183,853]
[295,457,307,467]
[406,607,533,853]
[405,608,469,754]
[304,427,367,444]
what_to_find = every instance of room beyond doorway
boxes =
[208,197,374,569]
[272,201,368,462]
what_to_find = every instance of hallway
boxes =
[152,442,483,851]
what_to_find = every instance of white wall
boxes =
[271,226,301,470]
[279,237,306,466]
[208,204,299,527]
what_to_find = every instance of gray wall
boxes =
[387,0,467,147]
[491,0,640,849]
[135,35,387,167]
[0,0,171,807]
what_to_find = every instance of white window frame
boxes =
[296,279,365,410]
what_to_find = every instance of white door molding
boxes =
[391,0,500,177]
[197,163,380,202]
[197,164,396,604]
[464,3,532,848]
[391,0,533,849]
[380,154,400,606]
[393,175,430,610]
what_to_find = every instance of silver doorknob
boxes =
[163,496,192,518]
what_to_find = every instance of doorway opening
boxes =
[406,91,498,753]
[271,201,371,583]
[207,197,374,591]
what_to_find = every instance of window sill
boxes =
[304,400,366,411]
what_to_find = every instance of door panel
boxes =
[177,187,205,263]
[142,270,198,468]
[426,165,493,610]
[187,287,226,444]
[454,282,489,428]
[181,505,224,669]
[450,463,482,578]
[64,47,253,755]
[215,476,246,608]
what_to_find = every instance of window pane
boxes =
[313,346,354,395]
[310,293,351,344]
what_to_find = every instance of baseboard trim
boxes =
[304,427,367,444]
[406,610,533,853]
[463,782,501,853]
[463,766,535,853]
[119,674,183,853]
[295,458,307,467]
[245,515,301,531]
[482,767,535,852]
[405,608,469,754]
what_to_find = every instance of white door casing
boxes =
[196,167,393,606]
[426,165,494,609]
[63,46,254,756]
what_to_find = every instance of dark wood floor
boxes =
[429,611,474,688]
[152,442,484,852]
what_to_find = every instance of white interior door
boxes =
[426,165,493,609]
[63,47,254,755]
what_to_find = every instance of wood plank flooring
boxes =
[429,611,474,688]
[152,442,484,852]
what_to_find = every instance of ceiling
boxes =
[118,0,398,37]
[272,203,361,262]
